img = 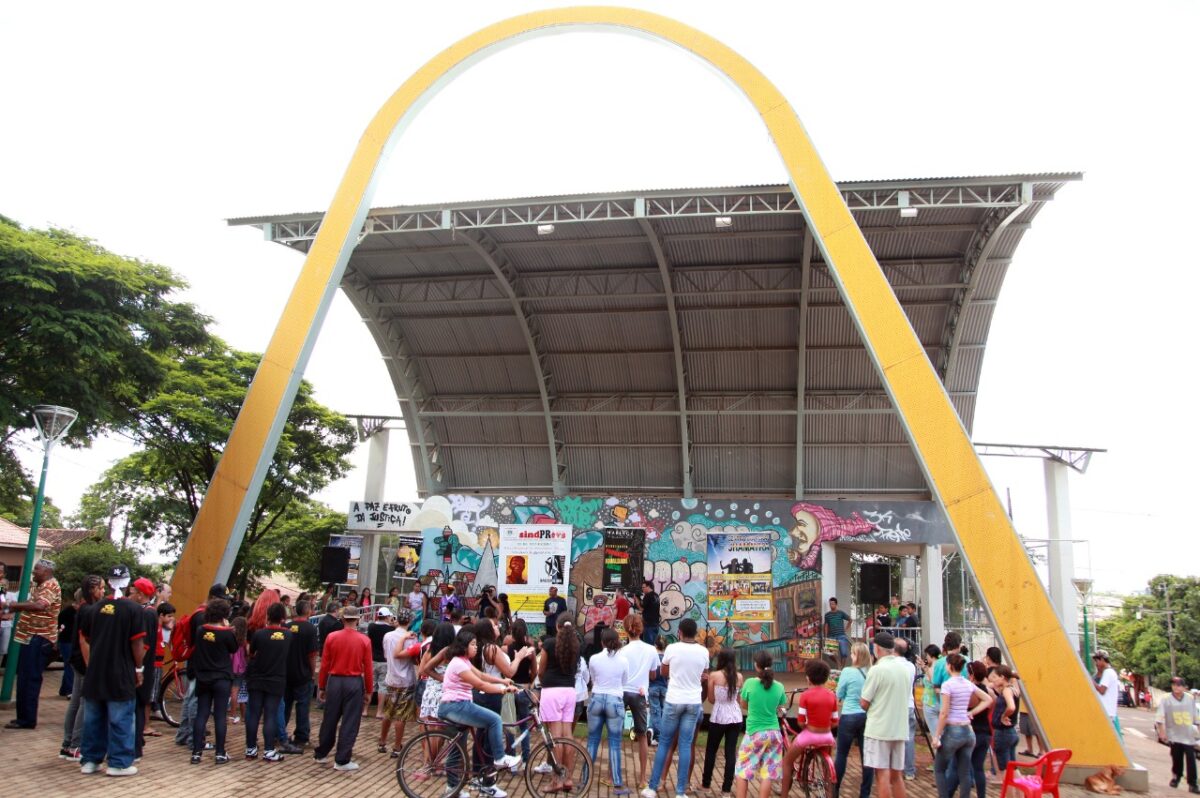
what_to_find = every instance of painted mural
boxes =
[379,494,953,668]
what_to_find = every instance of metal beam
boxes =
[236,179,1067,242]
[459,233,567,495]
[795,226,813,499]
[340,273,444,495]
[973,442,1105,475]
[940,184,1033,384]
[637,210,693,497]
[407,344,986,359]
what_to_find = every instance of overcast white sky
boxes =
[3,2,1197,594]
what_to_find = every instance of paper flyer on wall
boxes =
[497,524,572,622]
[706,531,774,623]
[602,527,645,591]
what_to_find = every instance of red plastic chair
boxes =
[1000,748,1072,798]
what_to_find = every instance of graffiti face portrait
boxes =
[790,508,820,560]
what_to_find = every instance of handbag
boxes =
[501,690,518,725]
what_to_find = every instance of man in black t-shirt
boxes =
[77,565,147,776]
[282,599,319,752]
[245,601,292,761]
[543,586,567,627]
[129,577,159,760]
[639,580,661,645]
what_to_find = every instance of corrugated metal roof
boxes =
[242,174,1075,497]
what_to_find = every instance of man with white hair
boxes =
[4,558,61,730]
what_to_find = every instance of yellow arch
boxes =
[173,6,1125,767]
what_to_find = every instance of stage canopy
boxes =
[231,173,1078,500]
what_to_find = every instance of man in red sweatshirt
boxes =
[314,605,372,772]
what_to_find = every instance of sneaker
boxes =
[205,742,215,751]
[314,754,330,764]
[81,762,100,775]
[106,766,139,777]
[1189,787,1200,795]
[68,748,82,762]
[190,753,202,764]
[675,793,688,798]
[904,774,916,781]
[615,788,632,796]
[334,761,360,771]
[378,743,389,753]
[1172,779,1181,788]
[245,746,259,759]
[493,753,521,770]
[279,743,304,755]
[534,762,555,775]
[484,786,508,798]
[215,753,230,765]
[642,789,658,798]
[58,747,74,760]
[263,750,284,762]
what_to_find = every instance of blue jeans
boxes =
[945,732,990,798]
[834,712,873,798]
[993,725,1018,773]
[82,698,136,769]
[58,642,74,695]
[587,694,625,787]
[934,725,975,798]
[175,675,198,745]
[15,634,54,727]
[642,625,661,646]
[648,702,702,794]
[648,682,667,738]
[284,682,312,744]
[905,707,917,777]
[246,689,282,751]
[439,699,506,765]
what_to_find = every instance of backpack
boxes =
[171,605,203,663]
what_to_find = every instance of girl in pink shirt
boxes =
[435,629,522,774]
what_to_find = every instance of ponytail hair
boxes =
[556,615,580,675]
[601,628,620,654]
[754,650,775,690]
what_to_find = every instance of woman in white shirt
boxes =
[588,629,631,795]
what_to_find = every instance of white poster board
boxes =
[347,500,418,532]
[497,524,572,622]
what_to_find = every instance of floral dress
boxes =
[419,661,447,720]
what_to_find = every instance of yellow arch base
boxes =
[172,6,1126,767]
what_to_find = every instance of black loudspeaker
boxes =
[858,563,891,607]
[319,546,351,584]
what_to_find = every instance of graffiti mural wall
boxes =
[386,494,953,666]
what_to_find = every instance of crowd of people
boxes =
[4,561,1196,798]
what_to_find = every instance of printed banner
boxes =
[392,534,422,581]
[498,524,573,622]
[347,500,419,532]
[602,528,645,591]
[329,533,364,587]
[706,532,774,623]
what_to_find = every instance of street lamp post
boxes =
[1072,577,1094,675]
[0,405,77,703]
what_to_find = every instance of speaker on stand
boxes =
[858,562,891,608]
[319,546,351,585]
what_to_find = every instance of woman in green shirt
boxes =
[733,651,787,798]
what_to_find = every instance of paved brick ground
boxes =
[0,668,1102,797]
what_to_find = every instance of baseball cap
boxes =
[377,606,394,618]
[132,577,156,597]
[208,583,229,600]
[1092,649,1111,662]
[340,605,360,620]
[873,631,896,650]
[108,564,131,582]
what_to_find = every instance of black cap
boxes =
[107,564,131,581]
[873,631,896,650]
[208,582,229,599]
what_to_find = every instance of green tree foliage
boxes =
[1098,575,1200,690]
[51,538,162,601]
[75,339,356,592]
[0,446,63,527]
[0,217,208,520]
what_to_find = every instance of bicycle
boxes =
[779,687,837,798]
[155,659,186,728]
[395,687,592,798]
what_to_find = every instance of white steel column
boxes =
[921,544,946,645]
[821,543,839,608]
[358,429,389,595]
[1044,458,1079,651]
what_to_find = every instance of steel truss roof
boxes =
[232,173,1079,499]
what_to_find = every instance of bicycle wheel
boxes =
[525,738,592,798]
[158,666,184,728]
[397,729,470,798]
[801,748,836,798]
